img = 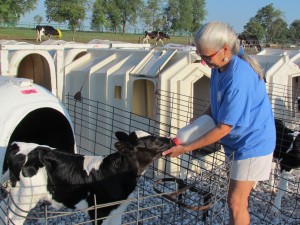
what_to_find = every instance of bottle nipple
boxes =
[172,137,181,146]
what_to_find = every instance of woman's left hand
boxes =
[162,145,186,157]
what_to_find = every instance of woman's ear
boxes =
[223,44,230,55]
[222,45,233,63]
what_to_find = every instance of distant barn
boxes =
[238,34,262,52]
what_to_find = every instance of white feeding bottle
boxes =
[173,115,216,145]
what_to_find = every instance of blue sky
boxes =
[21,0,299,33]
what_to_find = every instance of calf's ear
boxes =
[22,148,42,177]
[38,149,55,173]
[129,132,139,144]
[115,131,129,141]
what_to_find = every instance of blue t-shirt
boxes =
[210,55,276,160]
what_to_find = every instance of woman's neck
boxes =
[219,55,233,72]
[219,62,230,72]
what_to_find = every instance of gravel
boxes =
[1,166,299,225]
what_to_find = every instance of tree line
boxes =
[1,1,300,44]
[242,4,300,44]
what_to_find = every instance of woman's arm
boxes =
[163,122,231,157]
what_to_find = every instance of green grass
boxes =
[0,27,192,45]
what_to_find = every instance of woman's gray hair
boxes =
[194,21,263,80]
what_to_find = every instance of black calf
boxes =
[271,119,300,212]
[0,131,174,225]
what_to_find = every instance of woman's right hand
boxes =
[162,145,186,158]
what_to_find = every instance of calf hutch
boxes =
[0,40,62,96]
[256,48,300,127]
[0,41,300,224]
[63,46,214,176]
[0,40,150,100]
[0,76,75,181]
[64,46,211,130]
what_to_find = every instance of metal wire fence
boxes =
[1,81,300,224]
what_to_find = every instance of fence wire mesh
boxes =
[1,80,300,224]
[64,92,231,225]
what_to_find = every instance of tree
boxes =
[44,0,89,40]
[34,15,43,25]
[164,0,180,34]
[142,0,163,31]
[105,0,121,32]
[191,0,207,33]
[289,20,300,42]
[90,0,107,31]
[247,3,283,43]
[0,0,38,24]
[243,18,264,39]
[164,0,206,34]
[271,18,288,44]
[177,0,193,33]
[104,0,143,33]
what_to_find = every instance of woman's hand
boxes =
[162,145,186,158]
[162,122,231,158]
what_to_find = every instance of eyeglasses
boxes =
[196,48,222,62]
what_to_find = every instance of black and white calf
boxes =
[0,131,174,225]
[271,119,300,212]
[36,25,62,42]
[142,31,170,45]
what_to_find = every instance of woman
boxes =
[162,22,276,225]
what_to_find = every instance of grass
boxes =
[0,26,192,45]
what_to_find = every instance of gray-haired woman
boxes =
[163,21,275,225]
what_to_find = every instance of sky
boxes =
[20,0,300,33]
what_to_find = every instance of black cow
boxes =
[0,131,175,225]
[270,119,300,213]
[238,34,262,52]
[36,25,62,42]
[143,31,170,45]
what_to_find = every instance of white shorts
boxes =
[226,153,273,181]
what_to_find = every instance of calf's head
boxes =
[114,131,174,174]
